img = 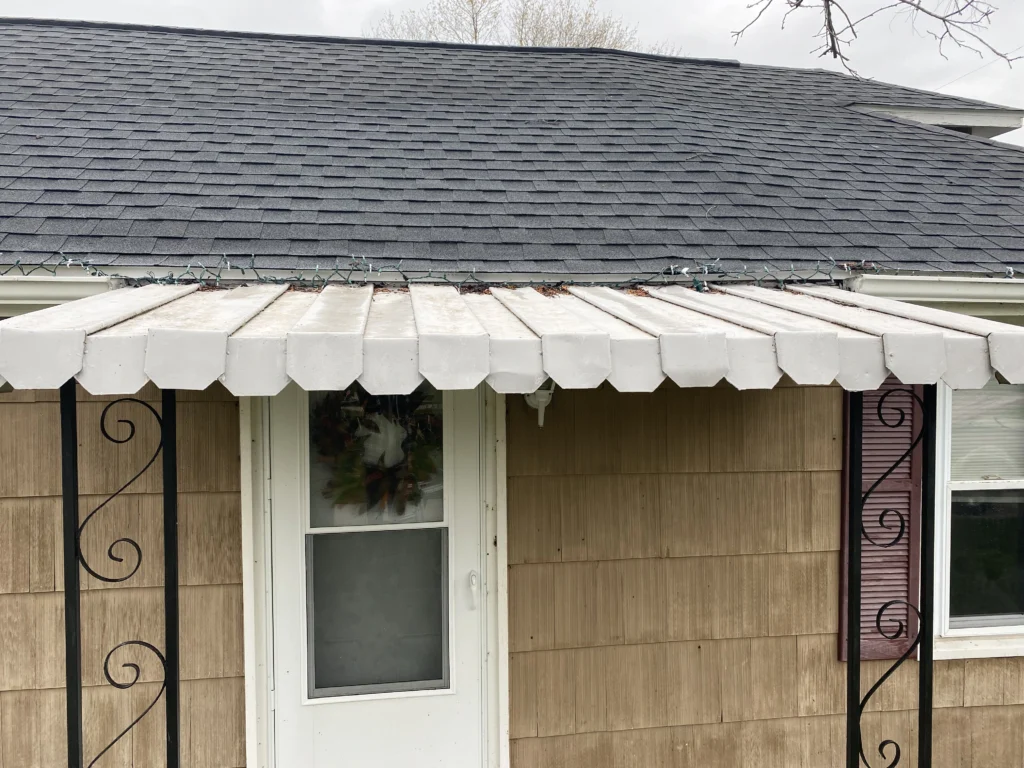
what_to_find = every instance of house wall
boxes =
[506,384,1024,768]
[0,384,245,768]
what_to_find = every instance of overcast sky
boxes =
[4,0,1022,145]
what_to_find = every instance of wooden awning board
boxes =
[1,282,1021,395]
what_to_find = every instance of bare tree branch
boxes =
[733,0,782,44]
[733,0,1020,71]
[372,0,1013,65]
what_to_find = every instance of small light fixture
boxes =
[524,380,556,427]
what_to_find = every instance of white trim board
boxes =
[240,397,275,768]
[852,104,1024,137]
[932,383,1024,660]
[241,385,505,766]
[240,397,258,768]
[493,391,510,768]
[0,275,114,317]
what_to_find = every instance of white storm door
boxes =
[268,384,486,768]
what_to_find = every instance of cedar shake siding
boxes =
[0,385,245,768]
[506,384,1024,767]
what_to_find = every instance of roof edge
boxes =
[846,104,1024,150]
[853,103,1024,125]
[742,61,1019,113]
[0,15,741,67]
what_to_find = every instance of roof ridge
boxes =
[0,15,743,67]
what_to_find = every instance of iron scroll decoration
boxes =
[855,387,926,768]
[88,641,169,768]
[77,399,163,583]
[76,398,169,767]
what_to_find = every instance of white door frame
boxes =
[238,389,508,768]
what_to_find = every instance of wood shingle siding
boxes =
[0,384,245,768]
[507,383,1024,767]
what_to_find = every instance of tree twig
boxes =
[732,0,1020,71]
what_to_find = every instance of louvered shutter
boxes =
[840,377,923,661]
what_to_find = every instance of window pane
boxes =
[309,383,443,527]
[951,383,1024,482]
[308,529,448,696]
[949,489,1024,627]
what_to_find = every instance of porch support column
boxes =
[918,384,937,765]
[845,391,863,768]
[163,389,181,768]
[60,380,84,768]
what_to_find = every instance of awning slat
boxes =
[491,287,611,389]
[286,285,373,391]
[644,288,783,390]
[462,293,545,394]
[144,285,288,391]
[0,284,198,390]
[1,283,1019,395]
[791,284,1023,385]
[786,285,992,389]
[359,290,422,395]
[555,294,664,393]
[652,285,841,386]
[409,285,489,390]
[225,291,320,396]
[717,285,887,391]
[724,284,986,387]
[566,286,730,388]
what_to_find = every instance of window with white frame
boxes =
[304,383,449,698]
[943,381,1024,634]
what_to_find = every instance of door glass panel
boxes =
[949,488,1024,628]
[307,528,449,697]
[309,384,443,527]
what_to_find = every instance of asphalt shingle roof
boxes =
[1,17,1024,276]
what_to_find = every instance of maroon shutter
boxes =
[840,377,923,661]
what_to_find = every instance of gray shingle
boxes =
[1,18,1023,275]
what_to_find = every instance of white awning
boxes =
[1,282,1022,395]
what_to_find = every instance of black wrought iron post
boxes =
[918,385,937,765]
[59,384,181,768]
[846,385,937,768]
[162,389,181,768]
[846,391,863,767]
[60,381,84,768]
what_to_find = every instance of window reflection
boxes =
[949,489,1024,627]
[309,383,443,527]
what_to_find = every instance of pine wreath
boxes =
[310,386,442,515]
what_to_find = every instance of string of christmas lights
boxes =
[0,252,1017,291]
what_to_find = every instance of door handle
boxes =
[468,570,480,610]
